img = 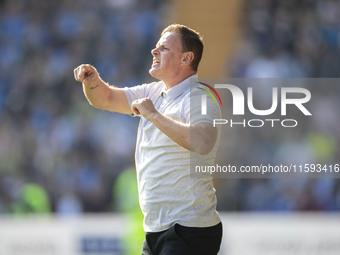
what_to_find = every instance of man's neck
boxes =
[163,70,196,90]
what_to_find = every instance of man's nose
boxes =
[151,48,159,56]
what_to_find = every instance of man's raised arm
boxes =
[73,64,132,114]
[131,97,218,155]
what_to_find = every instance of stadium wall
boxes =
[0,213,339,255]
[169,0,244,78]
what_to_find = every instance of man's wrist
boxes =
[89,84,100,90]
[147,111,161,122]
[83,77,104,90]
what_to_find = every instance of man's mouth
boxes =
[153,59,160,65]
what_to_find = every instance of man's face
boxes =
[149,31,184,81]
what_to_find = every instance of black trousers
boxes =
[141,222,222,255]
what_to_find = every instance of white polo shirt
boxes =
[123,74,221,232]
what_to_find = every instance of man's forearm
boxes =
[74,64,131,114]
[148,113,217,155]
[130,97,217,154]
[82,78,110,109]
[148,112,191,151]
[82,80,132,114]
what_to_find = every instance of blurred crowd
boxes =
[231,0,340,78]
[217,0,340,211]
[0,0,340,216]
[0,0,166,214]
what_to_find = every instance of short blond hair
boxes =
[161,24,203,71]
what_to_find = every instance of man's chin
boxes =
[149,69,160,79]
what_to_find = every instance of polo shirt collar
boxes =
[161,74,197,99]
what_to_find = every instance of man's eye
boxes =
[160,46,168,51]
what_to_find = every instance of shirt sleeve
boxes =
[123,83,149,107]
[185,87,221,125]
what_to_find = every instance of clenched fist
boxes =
[131,97,159,120]
[73,64,100,87]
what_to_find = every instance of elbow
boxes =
[88,100,102,109]
[86,93,109,110]
[190,123,218,155]
[196,147,212,155]
[88,100,96,108]
[192,139,215,155]
[196,147,213,156]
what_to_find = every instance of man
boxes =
[74,24,222,255]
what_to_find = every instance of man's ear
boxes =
[181,51,194,66]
